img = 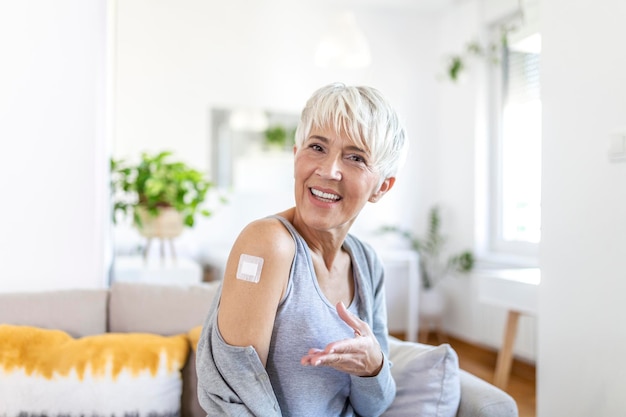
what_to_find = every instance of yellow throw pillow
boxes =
[0,324,189,417]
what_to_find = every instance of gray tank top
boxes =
[266,215,361,417]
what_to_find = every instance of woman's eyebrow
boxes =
[308,135,329,143]
[346,145,367,154]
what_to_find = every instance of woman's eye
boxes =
[309,144,324,152]
[348,154,366,164]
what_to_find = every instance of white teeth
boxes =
[311,188,340,201]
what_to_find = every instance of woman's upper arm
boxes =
[217,218,294,366]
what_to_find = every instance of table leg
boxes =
[143,238,152,260]
[406,255,419,342]
[168,238,177,260]
[493,310,521,389]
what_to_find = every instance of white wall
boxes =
[112,0,442,255]
[539,0,626,415]
[0,1,110,291]
[113,0,440,175]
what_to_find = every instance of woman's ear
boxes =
[369,177,396,203]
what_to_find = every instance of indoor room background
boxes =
[1,0,625,416]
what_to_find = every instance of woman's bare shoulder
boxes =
[233,215,295,257]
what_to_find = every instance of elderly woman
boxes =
[196,82,408,417]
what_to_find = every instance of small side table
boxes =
[476,268,539,389]
[377,249,420,343]
[112,255,203,285]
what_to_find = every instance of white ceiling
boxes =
[361,0,455,9]
[311,0,456,12]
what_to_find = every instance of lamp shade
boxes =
[315,11,372,69]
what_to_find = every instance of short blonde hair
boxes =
[295,82,408,181]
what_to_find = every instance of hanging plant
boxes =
[442,24,516,82]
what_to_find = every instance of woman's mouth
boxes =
[310,187,342,203]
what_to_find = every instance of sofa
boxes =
[0,281,517,417]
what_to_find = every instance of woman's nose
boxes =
[316,155,342,180]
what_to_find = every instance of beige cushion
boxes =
[0,288,108,337]
[383,338,461,417]
[108,281,219,335]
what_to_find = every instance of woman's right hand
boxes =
[300,301,384,377]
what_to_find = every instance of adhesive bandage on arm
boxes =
[236,254,264,283]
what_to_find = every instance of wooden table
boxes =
[476,268,539,389]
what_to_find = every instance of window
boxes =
[488,23,542,261]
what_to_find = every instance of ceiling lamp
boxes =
[315,11,372,70]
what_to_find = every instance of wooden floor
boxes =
[393,332,536,417]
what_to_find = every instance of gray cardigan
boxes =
[195,230,395,416]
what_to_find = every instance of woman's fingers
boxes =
[301,339,382,376]
[336,301,368,337]
[300,303,383,376]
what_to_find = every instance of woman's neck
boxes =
[278,207,351,270]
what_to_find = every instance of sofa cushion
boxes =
[0,324,189,417]
[383,338,461,417]
[0,288,108,337]
[108,281,220,335]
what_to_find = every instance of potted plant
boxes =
[380,206,474,289]
[110,151,214,244]
[379,206,475,329]
[263,124,296,150]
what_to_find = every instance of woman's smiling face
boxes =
[293,125,394,232]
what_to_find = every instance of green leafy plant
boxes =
[110,151,214,228]
[442,24,515,82]
[264,124,295,149]
[379,206,475,289]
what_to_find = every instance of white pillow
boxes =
[383,338,461,417]
[0,324,189,417]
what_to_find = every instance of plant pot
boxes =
[134,206,184,239]
[419,287,446,319]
